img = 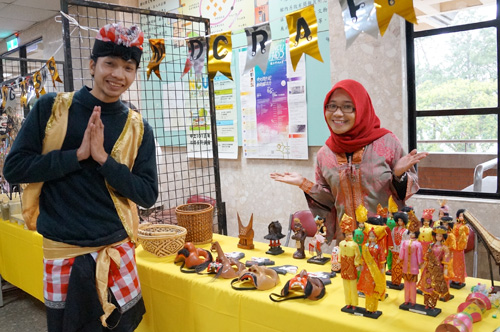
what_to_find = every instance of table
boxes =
[1,218,500,332]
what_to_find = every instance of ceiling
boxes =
[0,0,60,40]
[0,0,495,42]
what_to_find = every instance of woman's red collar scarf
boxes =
[324,79,391,153]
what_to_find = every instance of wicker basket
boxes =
[138,224,187,257]
[175,203,213,244]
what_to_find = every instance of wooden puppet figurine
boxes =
[357,227,386,317]
[417,226,451,312]
[450,209,469,289]
[385,196,399,275]
[419,208,435,255]
[387,211,408,290]
[398,216,423,308]
[338,214,362,312]
[291,218,307,259]
[307,216,329,265]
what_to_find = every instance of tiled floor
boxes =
[0,281,47,332]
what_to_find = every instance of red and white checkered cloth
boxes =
[44,241,141,308]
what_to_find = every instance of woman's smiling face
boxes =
[325,88,356,135]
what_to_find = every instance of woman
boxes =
[270,79,427,242]
[417,226,451,309]
[357,228,386,314]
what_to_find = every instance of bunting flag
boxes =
[1,86,16,109]
[146,39,166,80]
[340,0,379,47]
[243,23,272,75]
[182,37,207,80]
[33,67,48,98]
[208,31,233,81]
[286,5,323,71]
[19,78,28,108]
[375,0,417,36]
[46,56,63,88]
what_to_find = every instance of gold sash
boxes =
[362,244,386,299]
[22,92,75,230]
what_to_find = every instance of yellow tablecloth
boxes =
[1,217,500,332]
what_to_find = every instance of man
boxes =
[4,23,158,331]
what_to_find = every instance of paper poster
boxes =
[239,39,307,159]
[214,75,238,159]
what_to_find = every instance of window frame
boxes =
[406,0,500,199]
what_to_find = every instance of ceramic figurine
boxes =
[291,218,307,259]
[450,209,469,289]
[417,226,451,313]
[237,212,254,249]
[419,208,435,255]
[307,216,329,265]
[338,214,362,312]
[387,211,408,290]
[398,215,423,308]
[357,227,385,318]
[264,220,286,255]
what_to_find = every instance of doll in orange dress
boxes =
[357,228,386,314]
[441,216,456,283]
[450,209,469,288]
[388,211,408,289]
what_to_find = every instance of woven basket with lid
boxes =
[138,224,187,257]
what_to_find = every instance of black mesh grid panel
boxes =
[0,56,65,195]
[62,0,225,233]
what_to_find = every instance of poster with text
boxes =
[214,75,238,159]
[239,39,307,159]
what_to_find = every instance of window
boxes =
[407,1,499,198]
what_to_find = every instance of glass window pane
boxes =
[415,3,496,32]
[417,153,497,193]
[417,115,498,153]
[415,27,498,110]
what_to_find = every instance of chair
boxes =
[284,210,317,246]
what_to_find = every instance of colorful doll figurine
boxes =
[331,246,341,273]
[385,196,399,275]
[450,209,469,289]
[398,217,423,307]
[353,220,365,280]
[442,216,456,282]
[417,226,452,311]
[419,208,435,256]
[338,214,362,312]
[387,211,408,290]
[291,218,307,259]
[438,199,450,219]
[307,216,329,264]
[357,228,386,317]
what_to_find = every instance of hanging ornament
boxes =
[208,31,233,81]
[375,0,417,36]
[146,39,166,80]
[1,85,15,110]
[243,23,272,75]
[181,37,207,80]
[20,78,28,108]
[286,5,323,71]
[46,56,63,88]
[340,0,379,47]
[33,67,48,98]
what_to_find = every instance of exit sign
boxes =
[6,37,18,51]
